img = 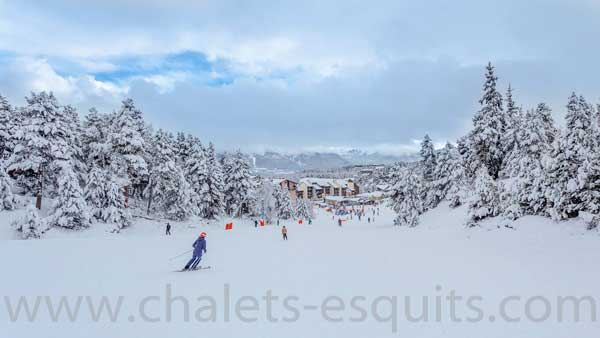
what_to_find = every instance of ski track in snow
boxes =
[1,203,599,337]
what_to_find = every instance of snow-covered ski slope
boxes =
[1,203,599,337]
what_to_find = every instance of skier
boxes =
[182,232,207,271]
[308,218,312,225]
[338,218,342,227]
[368,217,371,223]
[282,226,288,240]
[166,222,171,236]
[254,219,258,228]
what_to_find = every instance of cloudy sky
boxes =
[0,0,599,154]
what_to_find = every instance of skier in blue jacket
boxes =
[183,232,207,271]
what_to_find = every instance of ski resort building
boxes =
[297,178,360,200]
[275,178,359,201]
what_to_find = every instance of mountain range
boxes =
[247,150,418,174]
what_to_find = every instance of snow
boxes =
[1,202,599,337]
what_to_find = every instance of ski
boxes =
[175,266,212,272]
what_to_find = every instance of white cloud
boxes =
[0,57,127,111]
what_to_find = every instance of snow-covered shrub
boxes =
[14,206,47,239]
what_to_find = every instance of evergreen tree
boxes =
[503,103,557,218]
[109,98,148,195]
[84,165,107,220]
[0,94,16,160]
[145,130,196,220]
[420,134,436,182]
[500,84,524,176]
[274,184,293,220]
[295,198,313,220]
[50,162,91,229]
[256,178,277,222]
[82,107,111,168]
[546,93,594,219]
[468,167,500,223]
[390,168,423,227]
[223,151,254,216]
[429,142,460,208]
[8,92,73,201]
[102,170,132,232]
[0,161,17,210]
[468,62,505,179]
[203,143,224,219]
[181,135,207,214]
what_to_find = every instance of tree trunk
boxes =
[35,166,43,210]
[124,186,129,208]
[146,184,154,215]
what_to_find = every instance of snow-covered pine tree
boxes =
[456,135,480,180]
[468,167,500,224]
[103,169,132,232]
[62,105,86,180]
[84,165,107,220]
[109,98,149,197]
[255,178,277,222]
[468,62,505,179]
[145,129,196,220]
[203,143,224,219]
[50,162,91,229]
[180,134,206,214]
[578,99,600,215]
[274,184,293,220]
[223,150,254,216]
[0,94,16,160]
[500,84,524,177]
[295,198,313,220]
[420,134,436,182]
[0,161,17,210]
[82,108,112,167]
[174,133,198,166]
[429,142,460,208]
[8,92,73,201]
[14,205,46,239]
[545,93,594,220]
[502,103,557,219]
[390,168,424,227]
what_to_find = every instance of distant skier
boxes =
[166,222,171,236]
[282,226,288,240]
[254,219,258,228]
[338,218,342,227]
[308,218,312,225]
[368,217,371,223]
[182,232,207,271]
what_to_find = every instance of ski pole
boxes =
[169,249,192,261]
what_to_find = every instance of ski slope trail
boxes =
[1,204,599,337]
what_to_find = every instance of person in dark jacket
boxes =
[166,223,171,235]
[183,232,207,271]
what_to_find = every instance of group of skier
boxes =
[176,221,290,271]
